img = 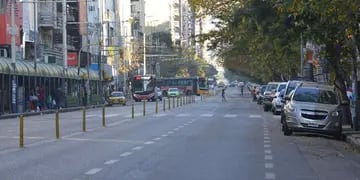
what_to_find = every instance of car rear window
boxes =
[266,84,278,91]
[293,87,338,104]
[111,92,124,97]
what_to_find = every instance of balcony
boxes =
[39,11,56,28]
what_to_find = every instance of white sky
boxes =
[145,0,171,25]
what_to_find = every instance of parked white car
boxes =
[271,89,285,115]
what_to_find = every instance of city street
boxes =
[0,87,360,180]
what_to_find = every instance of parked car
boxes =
[263,82,280,111]
[256,85,267,104]
[108,91,126,106]
[281,82,343,139]
[280,80,316,123]
[271,89,285,115]
[168,88,180,97]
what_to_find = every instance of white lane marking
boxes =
[0,136,46,140]
[87,115,97,118]
[176,114,191,117]
[120,152,133,157]
[264,144,271,148]
[265,163,274,169]
[249,114,262,118]
[107,119,131,127]
[264,136,270,140]
[264,149,272,154]
[264,133,269,136]
[153,137,161,141]
[105,114,121,118]
[132,146,143,151]
[85,168,102,175]
[63,138,143,144]
[273,115,281,119]
[161,134,168,137]
[264,140,271,144]
[200,114,213,117]
[144,141,154,145]
[179,125,184,128]
[104,160,119,165]
[265,155,273,160]
[265,172,276,179]
[153,114,167,117]
[173,128,179,131]
[184,123,188,126]
[168,131,174,134]
[224,114,237,118]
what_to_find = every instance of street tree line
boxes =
[189,0,360,126]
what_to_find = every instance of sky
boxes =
[145,0,171,25]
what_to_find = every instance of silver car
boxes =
[281,83,342,138]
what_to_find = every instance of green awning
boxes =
[0,60,10,74]
[65,68,78,79]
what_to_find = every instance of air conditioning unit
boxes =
[44,55,56,64]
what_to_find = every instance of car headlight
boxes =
[331,111,339,116]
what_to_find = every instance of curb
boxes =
[0,104,104,120]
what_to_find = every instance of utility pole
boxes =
[143,32,146,75]
[62,0,68,107]
[33,0,37,71]
[300,34,304,79]
[10,0,16,113]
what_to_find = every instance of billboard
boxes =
[67,52,78,66]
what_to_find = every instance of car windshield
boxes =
[111,92,124,97]
[169,88,178,92]
[293,87,338,104]
[278,84,286,92]
[266,84,278,92]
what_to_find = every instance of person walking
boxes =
[221,88,227,102]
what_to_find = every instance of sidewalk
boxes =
[343,107,360,152]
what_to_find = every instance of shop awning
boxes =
[0,58,100,80]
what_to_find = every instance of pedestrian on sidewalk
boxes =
[222,88,227,102]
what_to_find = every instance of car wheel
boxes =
[334,131,343,140]
[272,107,276,115]
[283,122,292,136]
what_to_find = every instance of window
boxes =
[0,0,6,13]
[293,87,338,104]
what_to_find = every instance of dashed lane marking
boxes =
[265,163,274,169]
[85,168,102,175]
[161,134,168,137]
[264,144,271,148]
[144,141,154,145]
[264,149,272,154]
[249,114,262,118]
[153,114,167,117]
[265,172,276,179]
[132,146,143,151]
[173,128,179,131]
[104,160,119,165]
[264,140,271,144]
[200,114,214,117]
[264,137,270,140]
[120,152,133,157]
[168,131,174,134]
[224,114,237,118]
[265,155,273,160]
[153,137,161,141]
[176,114,191,117]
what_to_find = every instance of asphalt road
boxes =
[0,87,360,180]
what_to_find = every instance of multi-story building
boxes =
[0,0,22,58]
[169,0,195,48]
[130,0,145,39]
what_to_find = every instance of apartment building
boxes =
[169,0,195,48]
